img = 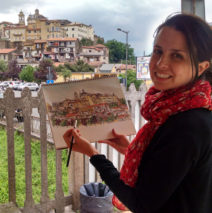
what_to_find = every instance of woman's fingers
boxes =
[63,128,80,148]
[98,139,114,146]
[112,128,125,138]
[63,129,73,139]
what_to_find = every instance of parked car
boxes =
[17,82,39,91]
[0,81,13,89]
[11,81,22,90]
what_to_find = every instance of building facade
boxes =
[65,22,94,41]
[0,49,16,62]
[47,37,79,62]
[79,44,109,64]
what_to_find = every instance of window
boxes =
[72,28,74,31]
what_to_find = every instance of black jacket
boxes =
[90,108,212,213]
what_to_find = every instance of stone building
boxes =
[79,44,109,64]
[0,48,16,62]
[65,22,94,41]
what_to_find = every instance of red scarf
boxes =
[113,80,212,210]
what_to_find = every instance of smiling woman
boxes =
[63,13,212,213]
[149,26,209,90]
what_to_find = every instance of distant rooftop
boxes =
[0,48,16,54]
[47,38,78,42]
[100,64,115,73]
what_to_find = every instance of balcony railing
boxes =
[0,83,147,212]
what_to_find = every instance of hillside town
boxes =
[0,9,137,81]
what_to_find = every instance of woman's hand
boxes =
[63,128,99,157]
[98,129,130,155]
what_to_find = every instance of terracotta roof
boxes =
[95,44,106,48]
[0,48,16,54]
[27,27,41,30]
[88,61,104,67]
[34,40,47,43]
[0,21,13,25]
[54,62,76,67]
[47,19,71,24]
[24,41,34,46]
[69,22,91,28]
[6,25,26,29]
[54,62,64,67]
[47,37,78,42]
[43,51,55,55]
[118,64,136,70]
[82,46,102,51]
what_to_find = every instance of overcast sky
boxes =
[0,0,211,56]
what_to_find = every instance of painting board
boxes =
[42,76,136,149]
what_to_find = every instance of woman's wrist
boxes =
[87,148,99,157]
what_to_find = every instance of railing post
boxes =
[4,89,16,204]
[55,150,65,213]
[38,91,50,212]
[68,152,84,210]
[21,88,35,213]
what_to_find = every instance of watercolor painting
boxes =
[42,76,136,149]
[47,90,130,127]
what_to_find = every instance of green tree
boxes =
[54,64,64,73]
[19,65,35,82]
[0,60,8,80]
[79,38,94,46]
[105,39,136,64]
[61,68,71,82]
[72,60,94,72]
[96,37,104,44]
[119,70,143,90]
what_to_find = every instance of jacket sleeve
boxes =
[90,112,206,213]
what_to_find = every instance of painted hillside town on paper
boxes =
[47,90,130,127]
[42,76,136,149]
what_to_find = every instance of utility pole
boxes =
[181,0,205,19]
[117,28,129,88]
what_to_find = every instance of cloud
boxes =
[0,0,210,56]
[40,0,181,55]
[0,0,43,13]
